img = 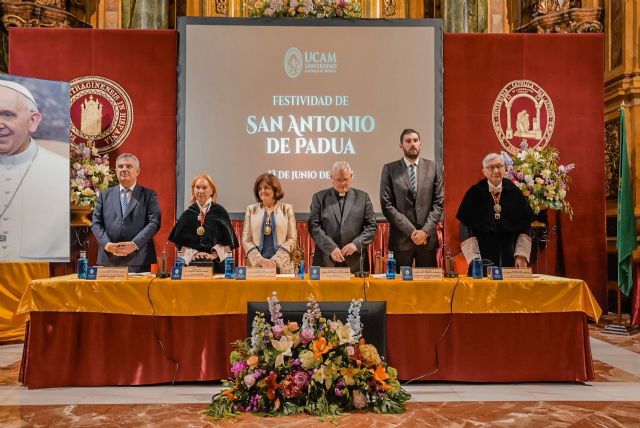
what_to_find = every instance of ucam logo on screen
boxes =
[284,47,337,78]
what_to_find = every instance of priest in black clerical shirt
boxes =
[308,161,378,273]
[456,152,534,274]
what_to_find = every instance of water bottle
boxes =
[386,251,396,279]
[175,250,186,267]
[471,258,483,279]
[298,261,305,279]
[76,250,88,279]
[224,251,235,278]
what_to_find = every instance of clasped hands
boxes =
[330,243,358,263]
[411,230,429,246]
[106,241,137,257]
[193,250,217,261]
[257,257,277,269]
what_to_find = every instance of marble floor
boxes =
[0,324,639,426]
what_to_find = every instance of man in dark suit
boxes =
[309,161,377,273]
[380,128,443,270]
[91,153,161,272]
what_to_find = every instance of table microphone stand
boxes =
[355,243,369,278]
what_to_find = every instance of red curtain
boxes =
[443,34,607,310]
[9,29,178,269]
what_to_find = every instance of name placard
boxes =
[86,266,98,280]
[247,267,277,280]
[412,267,443,280]
[96,266,129,280]
[488,266,503,280]
[321,267,351,280]
[501,268,533,280]
[181,266,212,279]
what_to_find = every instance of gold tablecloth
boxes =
[0,262,49,342]
[15,274,601,321]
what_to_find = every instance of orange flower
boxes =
[287,321,300,332]
[246,355,259,368]
[312,336,332,359]
[349,338,366,367]
[222,389,236,400]
[264,372,280,401]
[370,365,392,391]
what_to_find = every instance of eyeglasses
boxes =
[484,164,505,171]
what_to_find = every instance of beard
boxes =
[403,148,419,160]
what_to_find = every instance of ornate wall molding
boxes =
[605,118,620,200]
[515,7,603,33]
[0,0,90,27]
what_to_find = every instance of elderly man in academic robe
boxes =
[456,152,534,275]
[0,80,68,261]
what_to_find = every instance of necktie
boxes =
[409,164,417,195]
[121,188,130,216]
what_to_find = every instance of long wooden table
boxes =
[16,275,601,388]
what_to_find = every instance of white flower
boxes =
[244,374,256,388]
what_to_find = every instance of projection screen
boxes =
[178,18,442,218]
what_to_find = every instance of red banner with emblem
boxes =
[443,34,606,310]
[9,29,178,270]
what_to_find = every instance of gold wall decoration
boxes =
[215,0,227,15]
[605,118,620,201]
[0,0,91,27]
[34,0,66,9]
[609,0,622,69]
[515,7,603,33]
[383,0,395,17]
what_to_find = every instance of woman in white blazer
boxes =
[242,173,297,273]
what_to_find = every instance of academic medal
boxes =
[493,204,501,220]
[264,216,272,236]
[491,191,502,220]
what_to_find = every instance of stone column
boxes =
[442,0,488,32]
[122,0,169,28]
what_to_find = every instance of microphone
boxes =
[444,245,458,278]
[156,241,170,278]
[355,242,369,278]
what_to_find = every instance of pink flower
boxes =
[300,328,314,344]
[352,389,367,409]
[292,370,309,388]
[244,374,256,388]
[272,324,284,339]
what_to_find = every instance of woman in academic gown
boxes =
[169,173,238,273]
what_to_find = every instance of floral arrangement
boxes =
[206,292,410,421]
[246,0,362,18]
[70,142,116,208]
[504,141,575,218]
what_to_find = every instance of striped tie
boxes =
[120,188,130,216]
[409,164,417,195]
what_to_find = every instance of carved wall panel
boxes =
[610,0,622,69]
[605,118,620,200]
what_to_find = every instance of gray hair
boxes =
[116,152,140,169]
[482,153,503,168]
[331,161,353,177]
